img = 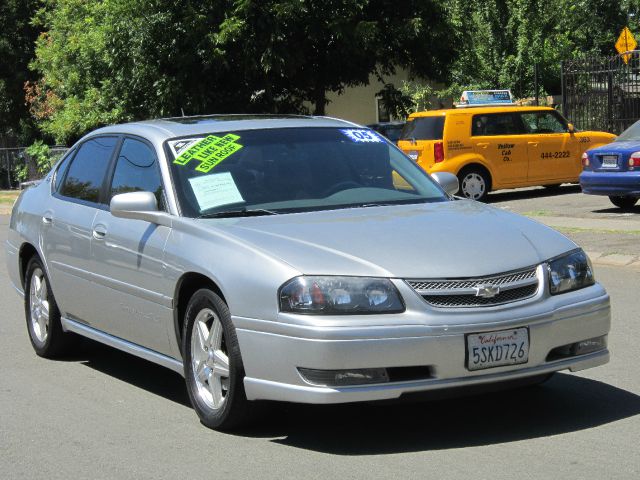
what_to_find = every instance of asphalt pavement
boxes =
[1,202,640,479]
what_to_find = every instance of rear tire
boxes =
[24,256,73,358]
[183,289,253,430]
[608,196,638,210]
[457,166,491,201]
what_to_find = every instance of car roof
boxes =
[84,114,361,143]
[408,106,555,118]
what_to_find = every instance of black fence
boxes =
[562,51,640,135]
[0,146,68,189]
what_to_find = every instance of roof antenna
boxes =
[181,108,186,117]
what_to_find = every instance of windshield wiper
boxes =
[197,208,278,219]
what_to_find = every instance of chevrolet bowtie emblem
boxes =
[474,283,500,298]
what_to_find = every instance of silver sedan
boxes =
[5,115,610,430]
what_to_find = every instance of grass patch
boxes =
[556,226,640,236]
[0,190,20,205]
[523,210,553,217]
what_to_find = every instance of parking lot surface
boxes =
[0,212,640,479]
[1,191,639,479]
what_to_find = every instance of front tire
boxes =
[608,196,638,210]
[24,256,73,358]
[457,167,491,201]
[183,289,252,430]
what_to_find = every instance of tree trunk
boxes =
[313,84,326,116]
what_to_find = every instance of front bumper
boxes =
[580,170,640,196]
[235,286,610,404]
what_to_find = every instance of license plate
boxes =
[601,155,618,168]
[466,327,529,371]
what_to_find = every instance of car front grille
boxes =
[406,266,539,308]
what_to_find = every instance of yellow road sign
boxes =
[616,26,637,64]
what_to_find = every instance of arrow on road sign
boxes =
[616,26,637,64]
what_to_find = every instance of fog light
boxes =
[546,335,607,361]
[574,335,607,355]
[298,367,389,387]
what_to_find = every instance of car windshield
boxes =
[165,127,448,218]
[615,120,640,142]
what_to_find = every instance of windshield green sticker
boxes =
[173,134,243,172]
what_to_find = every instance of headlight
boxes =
[547,249,595,295]
[279,276,405,314]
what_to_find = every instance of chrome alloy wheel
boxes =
[190,308,230,411]
[29,267,50,344]
[461,173,486,200]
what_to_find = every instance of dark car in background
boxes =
[580,120,640,209]
[367,121,405,143]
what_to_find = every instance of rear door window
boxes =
[472,113,523,136]
[401,117,445,140]
[59,136,118,204]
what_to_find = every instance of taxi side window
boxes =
[471,113,522,136]
[520,112,567,134]
[109,138,165,210]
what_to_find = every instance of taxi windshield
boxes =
[615,120,640,142]
[166,127,448,218]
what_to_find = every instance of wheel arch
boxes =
[173,272,227,356]
[18,242,40,289]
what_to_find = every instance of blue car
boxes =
[580,121,640,209]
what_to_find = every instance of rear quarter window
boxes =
[401,117,445,140]
[59,136,118,204]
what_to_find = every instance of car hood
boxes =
[200,200,577,278]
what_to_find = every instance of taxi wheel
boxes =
[609,196,638,210]
[457,167,491,202]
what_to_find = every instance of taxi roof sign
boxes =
[457,90,514,107]
[615,27,637,64]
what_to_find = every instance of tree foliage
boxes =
[0,0,39,144]
[443,0,640,98]
[28,0,456,143]
[10,0,640,145]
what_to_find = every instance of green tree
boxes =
[0,0,40,145]
[443,0,640,98]
[215,0,457,115]
[29,0,457,142]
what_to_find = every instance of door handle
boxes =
[476,142,490,148]
[92,225,107,240]
[42,210,54,225]
[528,142,539,147]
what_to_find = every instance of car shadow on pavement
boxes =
[488,184,581,203]
[68,338,191,407]
[242,374,640,454]
[64,341,640,454]
[591,206,640,214]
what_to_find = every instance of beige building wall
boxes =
[320,70,413,125]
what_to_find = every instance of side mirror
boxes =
[110,191,172,227]
[431,172,459,196]
[568,123,575,134]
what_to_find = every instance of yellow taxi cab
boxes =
[397,90,616,201]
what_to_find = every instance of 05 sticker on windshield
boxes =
[341,129,383,143]
[173,134,243,172]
